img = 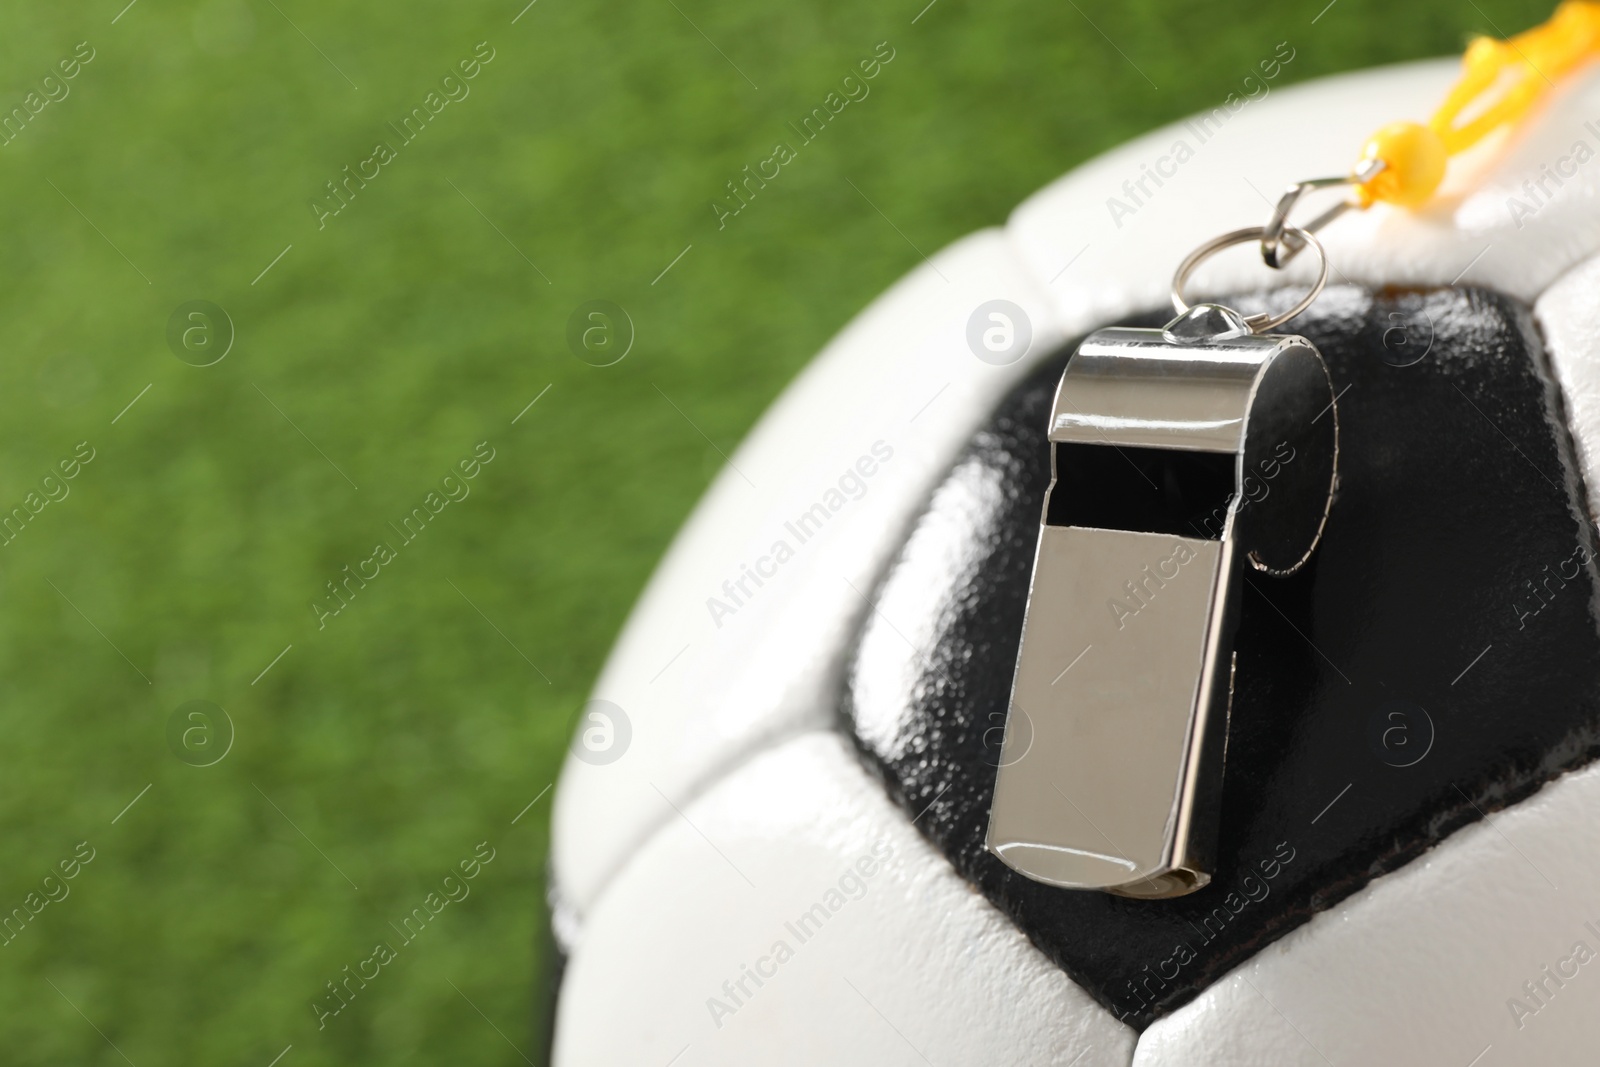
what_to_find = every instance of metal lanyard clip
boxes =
[1259,158,1384,268]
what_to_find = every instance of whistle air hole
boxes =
[1046,443,1236,539]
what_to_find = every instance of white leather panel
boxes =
[1134,760,1600,1065]
[554,733,1135,1067]
[1010,58,1600,334]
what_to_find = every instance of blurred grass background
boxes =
[0,0,1551,1062]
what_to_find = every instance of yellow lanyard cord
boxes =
[1357,0,1600,207]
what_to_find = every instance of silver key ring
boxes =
[1171,224,1328,334]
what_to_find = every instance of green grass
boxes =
[0,0,1553,1062]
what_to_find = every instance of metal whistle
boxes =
[986,302,1337,898]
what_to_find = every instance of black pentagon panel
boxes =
[840,285,1600,1029]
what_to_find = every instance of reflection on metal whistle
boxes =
[986,303,1338,899]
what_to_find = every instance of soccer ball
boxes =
[550,56,1600,1065]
